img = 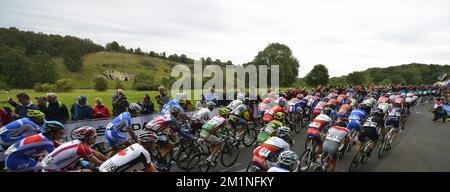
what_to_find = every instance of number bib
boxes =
[326,134,343,143]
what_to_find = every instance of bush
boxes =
[133,72,157,91]
[34,83,55,92]
[114,79,124,89]
[93,77,108,91]
[53,79,74,92]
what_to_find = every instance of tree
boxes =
[168,54,179,62]
[251,43,300,87]
[347,72,367,85]
[62,46,83,72]
[388,75,406,85]
[214,59,222,65]
[0,47,35,88]
[31,50,58,83]
[226,60,233,65]
[135,47,143,55]
[109,41,120,52]
[133,72,156,90]
[304,64,329,87]
[205,57,212,65]
[93,77,108,91]
[179,54,188,63]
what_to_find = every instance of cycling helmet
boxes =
[296,94,304,99]
[72,126,97,140]
[277,126,291,138]
[178,98,186,105]
[277,150,298,170]
[243,97,250,104]
[274,112,285,121]
[27,110,45,120]
[217,108,229,116]
[315,92,321,97]
[277,98,287,106]
[138,130,158,144]
[206,101,216,109]
[43,121,65,133]
[406,93,414,97]
[237,93,245,101]
[322,107,332,116]
[128,103,142,113]
[345,100,352,105]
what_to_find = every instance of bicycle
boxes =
[348,136,373,172]
[299,137,318,172]
[312,153,330,172]
[186,133,241,172]
[378,125,394,159]
[238,121,258,147]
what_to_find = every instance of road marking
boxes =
[219,163,242,172]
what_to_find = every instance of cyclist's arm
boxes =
[127,127,138,143]
[173,126,195,141]
[87,155,104,166]
[92,149,108,161]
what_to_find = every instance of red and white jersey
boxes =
[99,143,152,172]
[314,101,327,110]
[393,97,404,104]
[325,126,350,143]
[308,114,332,131]
[144,115,178,133]
[258,97,274,111]
[265,106,285,116]
[253,137,290,167]
[41,139,93,171]
[377,96,389,104]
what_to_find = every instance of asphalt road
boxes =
[172,103,449,172]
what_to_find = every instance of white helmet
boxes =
[128,103,142,113]
[237,93,245,101]
[406,93,414,97]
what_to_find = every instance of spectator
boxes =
[204,86,217,103]
[92,97,110,119]
[43,93,70,124]
[35,96,47,111]
[138,94,154,115]
[195,94,206,110]
[0,107,12,126]
[155,86,169,112]
[10,93,40,120]
[70,96,93,121]
[112,89,129,117]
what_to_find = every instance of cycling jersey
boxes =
[348,109,367,121]
[385,107,403,129]
[252,136,290,170]
[160,99,185,115]
[99,143,152,172]
[258,97,274,112]
[192,108,213,124]
[228,100,243,112]
[200,115,227,139]
[287,98,305,113]
[267,166,290,172]
[337,104,352,119]
[325,126,350,143]
[263,106,285,123]
[105,112,132,147]
[145,115,193,142]
[307,114,332,145]
[256,120,283,144]
[41,139,93,172]
[0,118,41,148]
[377,103,393,113]
[405,97,414,103]
[377,96,389,104]
[314,101,327,110]
[4,133,55,171]
[231,104,252,121]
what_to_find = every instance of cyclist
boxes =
[251,126,292,171]
[228,98,253,140]
[312,99,327,120]
[227,93,245,112]
[160,95,186,115]
[267,150,299,172]
[405,93,415,114]
[322,122,350,172]
[337,100,353,121]
[4,121,65,172]
[190,101,215,133]
[344,104,367,150]
[263,97,287,124]
[306,107,333,155]
[199,108,230,164]
[0,110,45,164]
[99,130,159,172]
[41,126,105,172]
[144,107,195,165]
[256,112,285,146]
[354,115,379,160]
[384,102,404,147]
[104,103,141,157]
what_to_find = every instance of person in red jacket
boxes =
[0,108,12,126]
[92,98,110,119]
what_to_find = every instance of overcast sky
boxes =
[1,0,449,77]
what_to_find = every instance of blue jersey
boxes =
[348,109,367,121]
[106,112,132,132]
[160,99,185,115]
[387,107,403,118]
[0,118,41,147]
[6,133,54,158]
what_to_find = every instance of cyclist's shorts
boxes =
[105,130,127,147]
[5,154,40,171]
[347,120,362,132]
[337,113,348,119]
[228,115,247,129]
[205,134,220,145]
[322,140,339,161]
[359,127,378,142]
[307,128,323,145]
[385,117,400,130]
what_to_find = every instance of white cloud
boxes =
[1,0,449,77]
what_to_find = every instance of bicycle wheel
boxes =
[299,149,313,172]
[294,115,302,133]
[246,161,254,172]
[348,153,361,172]
[242,126,257,147]
[176,144,201,170]
[186,152,208,172]
[378,136,388,159]
[220,142,241,167]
